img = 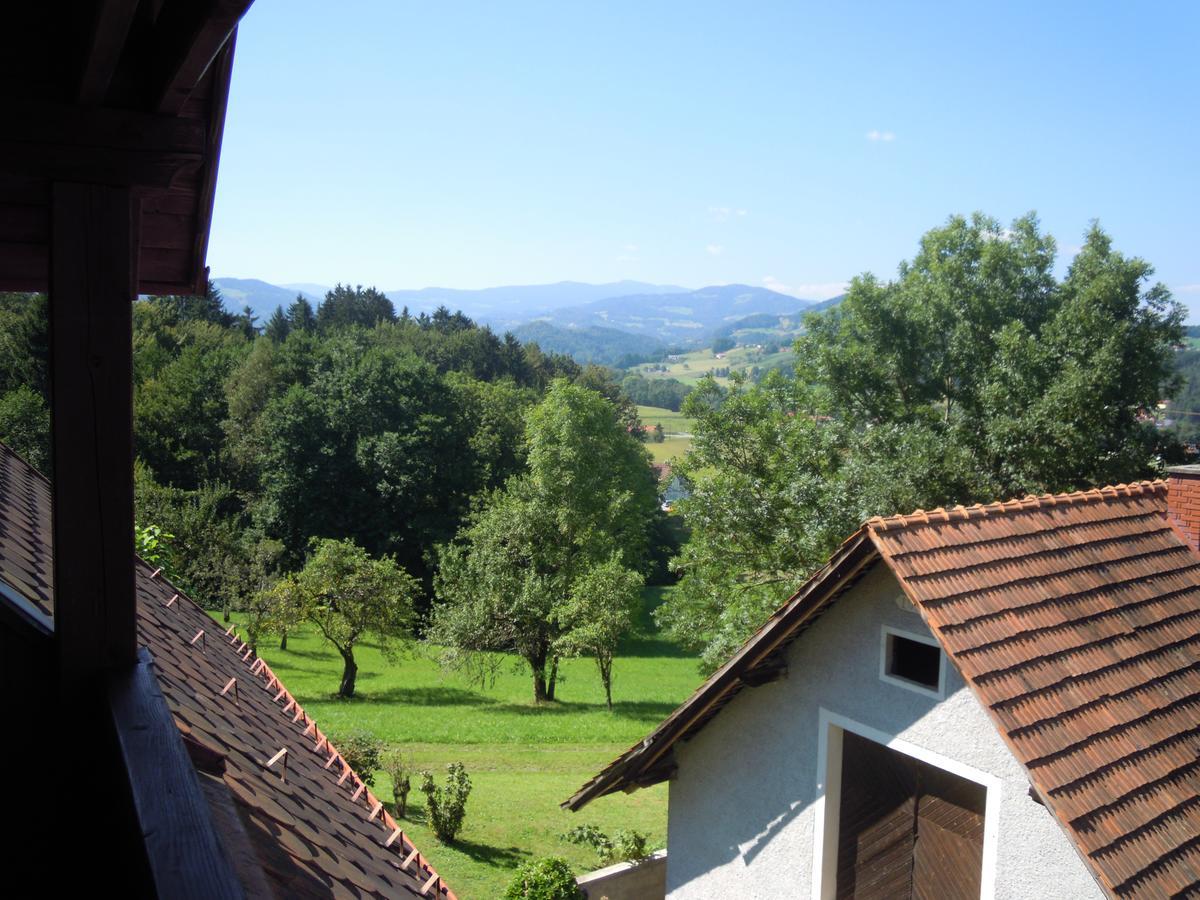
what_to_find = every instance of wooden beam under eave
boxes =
[150,0,252,115]
[50,181,139,686]
[78,0,141,105]
[188,32,236,295]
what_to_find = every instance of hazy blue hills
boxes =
[544,283,816,346]
[211,277,839,360]
[510,321,666,366]
[385,280,690,326]
[212,278,318,320]
[213,277,689,325]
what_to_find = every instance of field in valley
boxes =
[219,587,702,899]
[631,345,795,386]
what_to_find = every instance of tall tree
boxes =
[317,284,396,331]
[264,305,290,342]
[286,294,317,332]
[660,214,1184,671]
[430,380,657,701]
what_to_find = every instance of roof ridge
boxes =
[866,480,1166,533]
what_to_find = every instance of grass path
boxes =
[220,587,701,898]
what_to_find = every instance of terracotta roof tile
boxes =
[872,480,1200,898]
[0,442,456,899]
[568,478,1200,898]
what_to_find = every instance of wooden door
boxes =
[835,731,985,900]
[836,731,916,899]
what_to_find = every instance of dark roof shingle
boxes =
[0,441,456,899]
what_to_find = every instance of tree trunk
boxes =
[530,649,548,703]
[600,656,613,710]
[279,629,288,651]
[223,600,231,623]
[339,648,358,698]
[546,656,559,701]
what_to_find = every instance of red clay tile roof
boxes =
[568,480,1200,898]
[0,442,456,899]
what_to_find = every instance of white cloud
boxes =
[866,130,896,142]
[791,281,850,300]
[706,244,725,257]
[708,206,749,222]
[1175,284,1200,294]
[763,277,848,300]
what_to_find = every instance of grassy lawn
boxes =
[636,405,695,435]
[632,345,795,387]
[646,435,691,463]
[217,587,701,898]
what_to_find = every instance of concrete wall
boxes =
[578,850,667,900]
[665,562,1103,900]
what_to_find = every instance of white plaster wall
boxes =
[665,563,1103,900]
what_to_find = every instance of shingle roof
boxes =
[0,445,53,620]
[567,480,1200,899]
[0,442,456,899]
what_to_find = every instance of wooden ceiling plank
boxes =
[78,0,142,105]
[0,99,205,154]
[150,0,251,115]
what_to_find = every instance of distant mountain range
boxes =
[212,276,840,361]
[212,277,689,325]
[536,284,814,346]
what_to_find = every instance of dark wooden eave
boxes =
[0,0,250,296]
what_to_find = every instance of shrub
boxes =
[561,823,652,865]
[503,857,581,900]
[333,729,383,787]
[420,762,471,842]
[383,749,413,817]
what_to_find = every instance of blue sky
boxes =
[209,1,1200,315]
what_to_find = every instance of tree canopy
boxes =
[430,380,658,702]
[660,214,1185,671]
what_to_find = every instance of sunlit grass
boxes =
[216,586,701,898]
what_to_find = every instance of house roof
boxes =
[566,481,1200,898]
[0,442,457,899]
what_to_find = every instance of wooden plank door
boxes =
[836,730,917,899]
[911,763,986,900]
[836,731,986,900]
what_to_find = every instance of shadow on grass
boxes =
[488,698,679,720]
[449,837,530,868]
[368,685,497,707]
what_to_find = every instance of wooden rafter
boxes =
[149,0,252,114]
[77,0,141,105]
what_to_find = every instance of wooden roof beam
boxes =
[149,0,252,115]
[77,0,141,105]
[0,99,205,189]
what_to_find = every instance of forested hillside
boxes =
[0,284,670,621]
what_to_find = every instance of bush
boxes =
[383,749,413,817]
[503,857,581,900]
[332,729,383,787]
[420,762,471,842]
[562,823,652,865]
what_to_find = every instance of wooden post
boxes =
[50,181,139,685]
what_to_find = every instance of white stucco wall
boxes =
[665,562,1103,900]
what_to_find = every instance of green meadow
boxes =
[219,587,702,898]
